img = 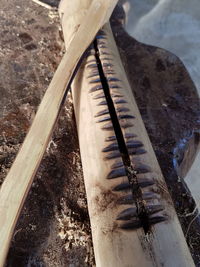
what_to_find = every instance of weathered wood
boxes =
[0,1,117,265]
[59,1,195,266]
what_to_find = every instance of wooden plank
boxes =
[59,2,195,266]
[0,1,117,265]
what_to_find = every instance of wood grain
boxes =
[0,1,117,265]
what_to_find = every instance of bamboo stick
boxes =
[59,1,195,266]
[0,1,117,265]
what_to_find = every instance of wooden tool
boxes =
[0,1,117,265]
[59,1,195,266]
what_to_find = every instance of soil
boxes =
[0,1,199,267]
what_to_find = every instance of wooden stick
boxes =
[0,1,117,265]
[59,2,195,266]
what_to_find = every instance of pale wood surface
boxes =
[0,1,117,265]
[59,2,195,265]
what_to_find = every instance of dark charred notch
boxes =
[86,63,98,69]
[105,135,117,142]
[93,92,105,99]
[117,194,134,205]
[111,94,124,98]
[119,114,135,119]
[89,78,102,84]
[111,161,124,169]
[126,141,144,149]
[113,178,155,192]
[107,168,126,179]
[116,107,130,113]
[107,77,121,82]
[94,38,152,234]
[104,151,121,160]
[120,122,134,129]
[103,70,115,75]
[125,133,137,139]
[114,99,127,104]
[128,148,146,155]
[95,109,109,117]
[101,122,114,131]
[117,207,137,220]
[89,85,103,93]
[96,35,106,39]
[102,63,113,68]
[97,100,107,106]
[102,143,119,152]
[120,219,141,230]
[97,117,111,123]
[108,84,121,89]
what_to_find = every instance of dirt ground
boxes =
[0,1,199,266]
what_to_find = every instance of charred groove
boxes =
[94,35,161,233]
[95,109,109,117]
[94,37,129,161]
[118,115,135,120]
[97,116,111,123]
[113,178,154,192]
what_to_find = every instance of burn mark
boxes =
[93,92,105,99]
[92,32,165,233]
[111,93,123,98]
[101,122,114,131]
[95,186,119,213]
[96,116,111,123]
[111,161,123,169]
[105,135,117,142]
[96,35,106,39]
[107,168,126,179]
[113,178,155,192]
[128,148,146,155]
[103,63,113,68]
[114,99,127,104]
[118,115,135,120]
[104,70,115,75]
[89,85,103,93]
[89,78,102,84]
[86,63,98,69]
[120,121,133,129]
[107,77,121,82]
[95,109,109,117]
[125,133,137,139]
[97,100,107,106]
[117,194,134,205]
[116,107,130,113]
[102,143,119,152]
[108,84,122,89]
[117,207,137,220]
[104,151,121,160]
[120,219,141,230]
